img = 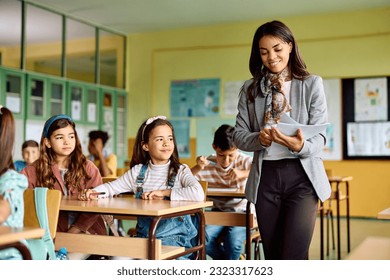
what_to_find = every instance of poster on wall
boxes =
[170,78,220,117]
[347,122,390,156]
[322,79,342,160]
[354,77,388,122]
[223,80,245,116]
[170,119,190,158]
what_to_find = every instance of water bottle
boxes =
[56,247,69,260]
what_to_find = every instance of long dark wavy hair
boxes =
[246,20,310,102]
[0,107,15,176]
[130,118,180,184]
[34,117,91,192]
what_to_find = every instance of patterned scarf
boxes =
[260,68,292,127]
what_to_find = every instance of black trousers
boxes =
[255,159,318,260]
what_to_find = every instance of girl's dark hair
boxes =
[246,20,310,102]
[0,106,15,176]
[130,117,180,184]
[212,124,236,151]
[35,117,91,192]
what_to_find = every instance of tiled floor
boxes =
[309,217,390,260]
[248,216,390,260]
[122,216,390,260]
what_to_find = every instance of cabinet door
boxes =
[27,74,65,119]
[101,89,115,155]
[69,84,83,121]
[28,76,46,118]
[86,87,99,124]
[49,80,65,116]
[3,71,25,117]
[116,91,127,166]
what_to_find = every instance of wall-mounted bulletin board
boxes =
[342,77,390,159]
[323,79,342,160]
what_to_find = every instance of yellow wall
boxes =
[126,8,390,218]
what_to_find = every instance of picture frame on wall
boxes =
[342,76,390,159]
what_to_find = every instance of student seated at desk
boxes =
[21,115,107,237]
[80,116,204,259]
[191,124,252,260]
[14,140,40,172]
[88,130,117,177]
[0,106,28,260]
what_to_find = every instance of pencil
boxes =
[90,192,106,196]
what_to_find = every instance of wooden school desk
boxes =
[319,175,353,260]
[55,196,212,260]
[206,187,258,260]
[0,226,45,260]
[377,207,390,220]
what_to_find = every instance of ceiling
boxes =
[25,0,390,35]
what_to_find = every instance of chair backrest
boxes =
[24,188,61,239]
[199,181,208,201]
[102,176,117,183]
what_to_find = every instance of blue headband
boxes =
[43,114,73,138]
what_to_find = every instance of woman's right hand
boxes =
[259,128,272,147]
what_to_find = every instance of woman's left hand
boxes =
[270,127,304,153]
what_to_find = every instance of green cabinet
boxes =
[0,66,127,166]
[101,88,127,167]
[0,67,26,161]
[26,73,66,119]
[0,67,25,117]
[67,81,101,153]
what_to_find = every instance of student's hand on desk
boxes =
[270,127,304,152]
[142,189,171,200]
[78,189,100,201]
[226,168,247,180]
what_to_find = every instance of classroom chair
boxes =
[23,188,61,260]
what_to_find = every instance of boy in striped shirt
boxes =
[191,124,252,260]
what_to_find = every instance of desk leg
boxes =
[148,209,207,260]
[336,182,341,260]
[320,201,324,260]
[246,201,251,260]
[149,217,162,260]
[0,242,32,260]
[346,182,350,253]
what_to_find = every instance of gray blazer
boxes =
[233,75,331,203]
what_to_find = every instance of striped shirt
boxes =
[94,161,204,201]
[195,152,252,212]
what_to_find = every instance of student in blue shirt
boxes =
[0,106,28,260]
[14,140,39,172]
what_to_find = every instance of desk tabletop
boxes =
[377,207,390,220]
[60,196,213,216]
[207,187,245,198]
[0,226,45,246]
[328,175,353,182]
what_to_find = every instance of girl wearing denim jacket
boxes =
[0,106,28,260]
[80,116,204,258]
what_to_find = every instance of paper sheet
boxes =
[267,114,329,155]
